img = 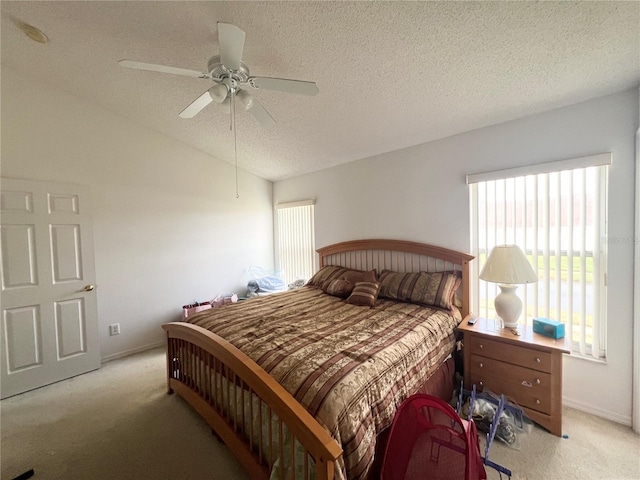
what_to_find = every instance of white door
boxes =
[1,178,100,398]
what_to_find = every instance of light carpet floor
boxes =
[1,347,639,480]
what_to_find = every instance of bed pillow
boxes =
[442,270,464,309]
[378,270,461,310]
[306,266,349,288]
[307,266,376,289]
[340,269,377,284]
[346,281,380,307]
[322,278,355,298]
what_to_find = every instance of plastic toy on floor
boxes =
[456,383,526,479]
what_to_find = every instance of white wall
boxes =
[275,89,639,426]
[1,67,274,361]
[634,90,640,433]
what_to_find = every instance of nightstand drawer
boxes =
[470,354,551,391]
[468,371,551,415]
[468,335,552,373]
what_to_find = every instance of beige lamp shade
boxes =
[479,245,538,284]
[479,245,537,329]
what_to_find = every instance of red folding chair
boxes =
[381,394,487,480]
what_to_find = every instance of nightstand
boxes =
[457,316,571,436]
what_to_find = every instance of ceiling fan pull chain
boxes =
[230,86,234,132]
[231,90,239,198]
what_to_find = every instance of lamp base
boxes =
[494,284,522,328]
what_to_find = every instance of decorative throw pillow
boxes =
[306,266,349,288]
[322,278,355,298]
[346,281,380,307]
[378,270,461,310]
[340,269,377,284]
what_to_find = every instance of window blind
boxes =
[276,200,315,286]
[470,155,609,360]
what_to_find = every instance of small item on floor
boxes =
[12,469,34,480]
[562,434,569,439]
[461,397,519,447]
[459,388,533,450]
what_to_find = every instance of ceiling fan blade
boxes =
[246,98,276,128]
[249,76,319,96]
[217,23,245,71]
[118,60,208,79]
[178,90,214,118]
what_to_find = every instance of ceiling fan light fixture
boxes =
[209,83,228,103]
[219,96,231,114]
[236,89,254,111]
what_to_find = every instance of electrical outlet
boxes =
[109,323,121,336]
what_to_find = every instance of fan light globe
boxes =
[209,83,229,103]
[219,97,231,114]
[236,89,254,111]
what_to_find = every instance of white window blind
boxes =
[469,154,610,360]
[276,200,315,286]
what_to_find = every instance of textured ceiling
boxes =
[2,1,639,181]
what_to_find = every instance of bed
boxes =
[163,239,474,480]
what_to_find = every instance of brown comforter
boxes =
[186,286,461,480]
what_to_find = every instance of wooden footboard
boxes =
[163,322,343,480]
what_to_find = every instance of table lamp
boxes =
[479,245,538,328]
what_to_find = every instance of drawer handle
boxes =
[479,344,484,349]
[479,363,484,368]
[535,357,541,363]
[536,378,541,384]
[522,380,533,388]
[536,399,541,405]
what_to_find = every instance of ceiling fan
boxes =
[118,22,319,127]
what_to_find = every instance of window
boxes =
[468,154,610,359]
[275,200,315,286]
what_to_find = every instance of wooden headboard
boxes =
[317,239,475,318]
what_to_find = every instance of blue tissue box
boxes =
[533,318,565,339]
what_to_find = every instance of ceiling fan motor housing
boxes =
[207,55,250,84]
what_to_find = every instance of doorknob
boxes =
[82,284,95,292]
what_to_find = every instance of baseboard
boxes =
[101,341,164,364]
[563,396,632,427]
